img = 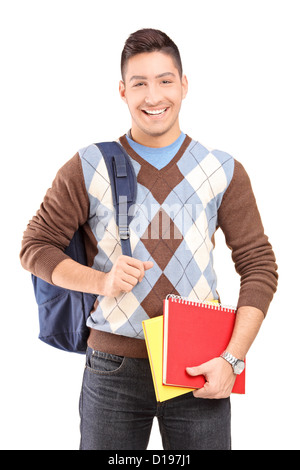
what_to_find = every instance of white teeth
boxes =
[144,108,167,115]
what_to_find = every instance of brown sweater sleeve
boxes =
[218,160,278,316]
[20,153,89,284]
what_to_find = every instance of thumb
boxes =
[186,364,206,377]
[143,260,154,271]
[138,260,154,283]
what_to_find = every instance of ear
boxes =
[119,80,127,103]
[181,74,188,100]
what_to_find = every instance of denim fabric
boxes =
[79,347,231,450]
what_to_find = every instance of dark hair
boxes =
[121,28,183,80]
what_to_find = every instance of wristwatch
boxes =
[220,351,245,375]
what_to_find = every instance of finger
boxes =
[143,261,154,271]
[125,257,145,270]
[186,365,206,377]
[133,260,153,282]
[124,257,145,282]
[119,279,137,293]
[121,272,139,288]
[123,264,142,280]
[138,261,154,282]
[122,257,153,282]
[193,385,211,399]
[119,257,143,283]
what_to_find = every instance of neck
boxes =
[130,124,181,148]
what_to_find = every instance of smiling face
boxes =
[119,51,188,147]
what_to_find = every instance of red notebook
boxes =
[163,296,245,394]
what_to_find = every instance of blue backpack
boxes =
[31,142,137,354]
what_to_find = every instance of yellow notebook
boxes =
[142,315,195,402]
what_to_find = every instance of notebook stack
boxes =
[142,295,245,402]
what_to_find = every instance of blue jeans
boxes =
[79,347,231,450]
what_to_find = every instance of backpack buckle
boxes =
[119,225,130,240]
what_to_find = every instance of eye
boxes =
[161,80,172,85]
[133,82,145,88]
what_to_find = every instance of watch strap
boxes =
[221,351,238,367]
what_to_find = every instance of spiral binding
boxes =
[165,294,236,313]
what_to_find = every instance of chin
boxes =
[141,122,177,139]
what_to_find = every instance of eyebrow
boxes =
[129,72,176,82]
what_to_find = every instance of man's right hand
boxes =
[102,255,153,297]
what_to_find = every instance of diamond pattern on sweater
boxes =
[79,137,235,339]
[140,273,179,316]
[141,208,183,270]
[98,291,141,337]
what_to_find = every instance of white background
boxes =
[1,0,299,450]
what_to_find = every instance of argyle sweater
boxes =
[20,134,278,357]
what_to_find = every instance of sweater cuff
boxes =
[237,286,275,317]
[32,247,70,285]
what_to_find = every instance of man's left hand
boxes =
[186,357,236,399]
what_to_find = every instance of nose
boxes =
[144,83,164,106]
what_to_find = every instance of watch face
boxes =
[234,360,245,375]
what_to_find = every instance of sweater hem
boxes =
[87,328,148,358]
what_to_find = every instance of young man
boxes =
[20,29,278,450]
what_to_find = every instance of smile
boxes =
[142,107,168,116]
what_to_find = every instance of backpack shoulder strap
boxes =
[95,141,137,257]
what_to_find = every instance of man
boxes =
[20,28,278,450]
